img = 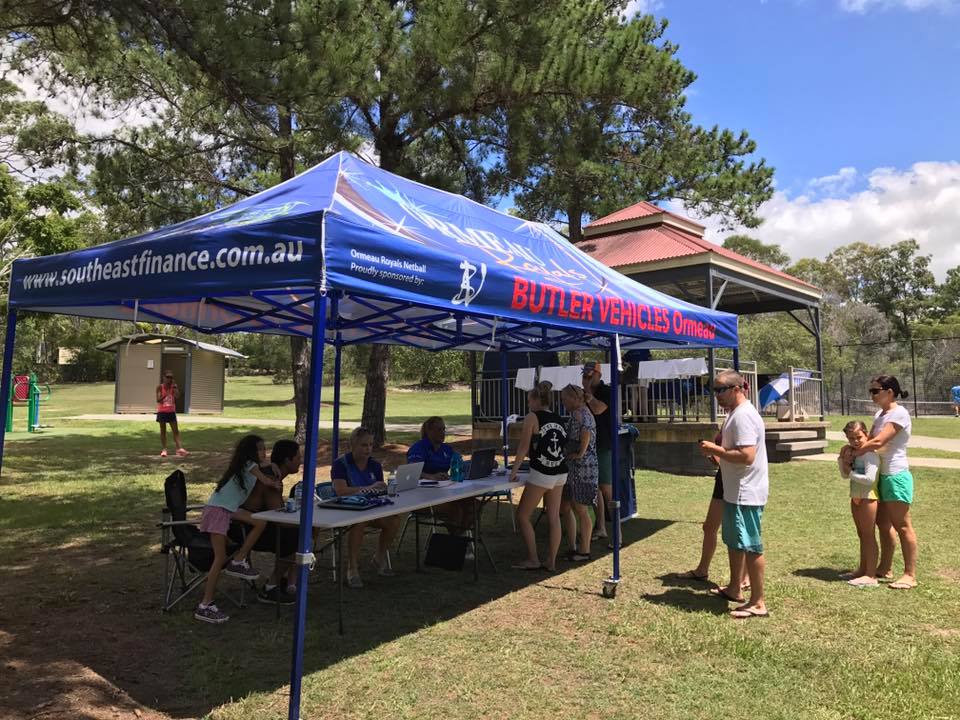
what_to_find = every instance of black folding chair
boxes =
[159,469,247,612]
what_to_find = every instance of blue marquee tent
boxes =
[0,151,739,720]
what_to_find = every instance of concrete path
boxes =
[797,452,960,470]
[67,414,473,435]
[826,430,960,453]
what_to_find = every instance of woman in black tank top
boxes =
[510,381,568,571]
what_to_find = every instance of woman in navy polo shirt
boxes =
[407,416,476,537]
[332,427,400,588]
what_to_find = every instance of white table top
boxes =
[253,474,525,530]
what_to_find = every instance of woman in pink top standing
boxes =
[156,371,188,457]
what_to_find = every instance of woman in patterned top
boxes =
[559,384,598,562]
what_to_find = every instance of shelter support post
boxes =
[288,290,328,720]
[604,338,622,599]
[331,294,342,459]
[814,308,825,419]
[707,268,717,422]
[0,308,16,477]
[500,345,509,467]
[732,347,740,372]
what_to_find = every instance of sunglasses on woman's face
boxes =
[869,387,885,395]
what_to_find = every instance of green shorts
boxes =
[597,448,613,486]
[722,502,764,555]
[879,470,913,504]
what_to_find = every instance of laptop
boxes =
[467,448,497,480]
[394,461,424,491]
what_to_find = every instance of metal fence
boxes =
[473,357,761,423]
[828,336,960,417]
[760,367,824,421]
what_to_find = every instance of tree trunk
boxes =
[358,126,402,447]
[278,103,312,444]
[567,196,583,243]
[291,336,310,444]
[361,344,390,447]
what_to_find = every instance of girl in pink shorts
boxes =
[194,434,281,624]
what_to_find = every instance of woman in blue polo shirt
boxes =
[332,427,400,588]
[407,416,475,537]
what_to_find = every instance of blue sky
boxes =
[633,0,960,278]
[658,0,960,196]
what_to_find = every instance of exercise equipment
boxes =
[6,372,52,432]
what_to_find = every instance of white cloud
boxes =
[839,0,958,13]
[623,1,663,18]
[2,52,159,138]
[806,166,858,197]
[675,161,960,281]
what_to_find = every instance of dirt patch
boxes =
[0,433,481,720]
[391,382,470,393]
[936,567,960,583]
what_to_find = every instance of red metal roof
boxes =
[576,224,820,292]
[587,200,705,231]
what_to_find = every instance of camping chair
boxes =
[159,469,249,612]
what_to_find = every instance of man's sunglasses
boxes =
[713,385,740,394]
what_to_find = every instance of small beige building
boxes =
[97,334,245,414]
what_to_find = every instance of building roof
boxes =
[587,200,706,234]
[580,203,820,296]
[96,333,246,358]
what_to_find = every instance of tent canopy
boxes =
[9,151,737,351]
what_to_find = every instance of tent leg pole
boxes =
[500,345,509,468]
[604,338,622,599]
[331,294,342,459]
[0,308,17,479]
[331,343,341,458]
[288,290,328,720]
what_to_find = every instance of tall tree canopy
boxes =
[721,234,789,269]
[2,0,777,442]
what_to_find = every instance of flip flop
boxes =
[730,607,769,619]
[709,586,746,603]
[511,563,544,571]
[888,581,918,590]
[675,570,709,581]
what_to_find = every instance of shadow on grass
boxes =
[382,415,473,427]
[792,567,846,583]
[0,427,677,720]
[641,587,730,615]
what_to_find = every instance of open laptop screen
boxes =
[467,448,497,480]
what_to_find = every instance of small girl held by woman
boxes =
[194,434,279,624]
[838,420,880,587]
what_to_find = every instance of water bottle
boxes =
[293,481,303,511]
[387,471,398,496]
[450,453,463,482]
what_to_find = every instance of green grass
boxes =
[828,414,960,439]
[1,409,958,719]
[825,440,960,461]
[16,375,472,427]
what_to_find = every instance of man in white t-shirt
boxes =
[698,371,769,619]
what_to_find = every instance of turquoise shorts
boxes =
[722,502,764,555]
[879,470,913,504]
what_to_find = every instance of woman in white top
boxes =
[854,375,918,590]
